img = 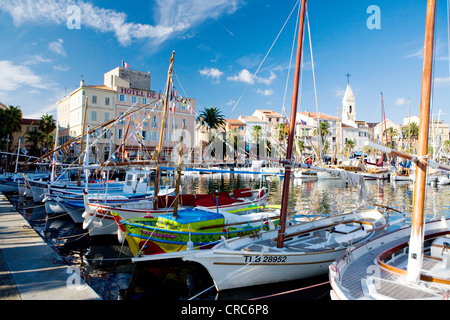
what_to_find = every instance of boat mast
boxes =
[406,0,436,283]
[172,122,185,218]
[77,97,88,186]
[153,51,175,210]
[277,0,307,248]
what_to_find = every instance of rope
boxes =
[230,0,300,115]
[249,280,331,300]
[188,250,267,300]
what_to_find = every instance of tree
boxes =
[402,122,419,153]
[197,107,226,131]
[250,125,262,144]
[1,106,22,152]
[274,123,287,144]
[344,139,355,157]
[312,121,330,157]
[39,114,56,150]
[385,127,398,149]
[25,129,44,157]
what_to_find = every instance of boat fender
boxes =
[117,227,126,244]
[82,211,97,230]
[267,219,276,230]
[82,208,94,218]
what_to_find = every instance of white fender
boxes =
[117,227,126,244]
[82,211,97,230]
[82,207,94,218]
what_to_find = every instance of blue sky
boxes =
[0,0,449,125]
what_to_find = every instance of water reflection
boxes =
[5,173,450,300]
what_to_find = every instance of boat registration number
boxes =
[244,255,287,263]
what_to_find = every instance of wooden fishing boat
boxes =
[113,205,280,256]
[329,0,450,300]
[82,187,268,236]
[131,0,390,292]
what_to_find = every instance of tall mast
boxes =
[153,51,175,210]
[77,97,88,186]
[406,0,436,283]
[277,0,307,248]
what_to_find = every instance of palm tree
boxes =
[385,127,398,149]
[312,121,330,157]
[25,129,44,157]
[39,114,56,150]
[344,139,355,157]
[274,123,287,144]
[1,106,22,152]
[250,125,262,144]
[250,125,263,158]
[197,107,226,131]
[402,122,419,153]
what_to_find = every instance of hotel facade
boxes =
[57,67,196,163]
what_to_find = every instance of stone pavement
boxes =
[0,193,100,300]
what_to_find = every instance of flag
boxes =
[133,118,139,126]
[122,60,129,69]
[111,154,118,162]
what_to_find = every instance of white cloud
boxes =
[0,0,243,46]
[49,39,66,56]
[256,88,274,96]
[199,67,223,81]
[0,60,49,91]
[53,65,70,72]
[227,69,254,84]
[227,69,276,85]
[435,77,450,86]
[332,86,346,98]
[395,98,406,106]
[22,54,52,66]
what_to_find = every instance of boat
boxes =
[293,169,317,179]
[52,169,175,224]
[113,205,280,256]
[83,187,268,236]
[334,158,389,180]
[131,0,389,292]
[390,160,412,182]
[329,0,450,300]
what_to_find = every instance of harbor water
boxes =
[3,173,450,300]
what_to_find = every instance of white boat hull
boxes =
[133,209,387,291]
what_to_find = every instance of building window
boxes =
[131,96,138,104]
[142,131,148,141]
[151,132,157,141]
[117,129,123,140]
[91,111,97,121]
[152,116,157,128]
[119,94,126,102]
[92,96,97,104]
[105,112,110,121]
[142,98,148,105]
[105,97,110,105]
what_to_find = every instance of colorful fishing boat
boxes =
[82,187,268,237]
[112,205,281,256]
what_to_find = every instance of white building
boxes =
[340,83,369,154]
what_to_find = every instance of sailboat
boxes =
[329,0,450,300]
[130,0,389,292]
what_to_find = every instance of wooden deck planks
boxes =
[340,236,409,299]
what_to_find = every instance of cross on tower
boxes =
[345,73,351,84]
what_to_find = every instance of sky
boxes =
[0,0,449,126]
